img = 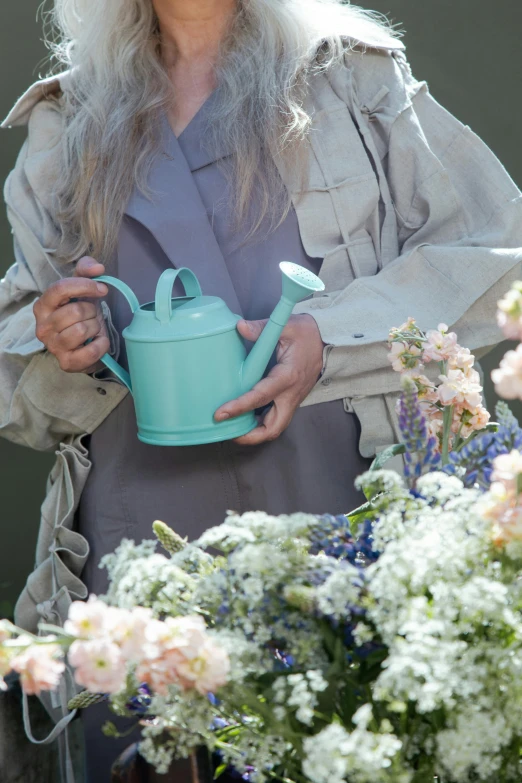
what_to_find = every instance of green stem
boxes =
[455,422,499,452]
[441,404,453,466]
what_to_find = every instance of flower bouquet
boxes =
[4,284,522,783]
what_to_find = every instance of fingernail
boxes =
[218,412,230,421]
[96,283,108,294]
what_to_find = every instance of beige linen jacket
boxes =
[2,40,522,652]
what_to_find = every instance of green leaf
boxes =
[455,422,499,452]
[214,764,228,779]
[346,500,373,519]
[369,444,406,472]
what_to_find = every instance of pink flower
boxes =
[175,638,230,696]
[491,450,522,497]
[388,317,418,342]
[450,403,490,439]
[497,283,522,341]
[492,506,522,548]
[64,595,111,640]
[467,405,490,433]
[402,371,436,400]
[437,368,483,409]
[10,638,65,696]
[136,615,230,696]
[388,341,423,372]
[481,480,522,548]
[68,638,126,694]
[110,607,152,662]
[448,347,475,374]
[492,345,522,400]
[497,310,522,341]
[423,323,458,363]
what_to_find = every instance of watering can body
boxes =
[94,263,324,446]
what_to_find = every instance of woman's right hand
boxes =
[34,256,110,374]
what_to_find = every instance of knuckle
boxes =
[70,302,85,322]
[86,342,102,363]
[286,366,300,386]
[266,428,282,442]
[52,278,70,298]
[58,353,72,372]
[35,322,47,342]
[74,320,89,339]
[74,257,89,275]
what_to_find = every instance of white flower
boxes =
[303,718,403,783]
[436,708,511,782]
[272,671,328,727]
[316,565,362,619]
[303,724,352,783]
[353,623,374,646]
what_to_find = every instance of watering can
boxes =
[92,262,325,446]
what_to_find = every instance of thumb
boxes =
[237,318,268,342]
[75,256,106,278]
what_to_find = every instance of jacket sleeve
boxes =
[0,100,127,451]
[295,50,522,401]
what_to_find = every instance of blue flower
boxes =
[308,514,379,567]
[126,683,152,715]
[446,401,522,489]
[397,377,441,482]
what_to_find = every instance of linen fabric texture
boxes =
[76,89,371,603]
[1,40,521,722]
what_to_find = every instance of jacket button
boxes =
[321,377,331,386]
[353,333,364,338]
[97,387,107,396]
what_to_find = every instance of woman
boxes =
[1,0,521,780]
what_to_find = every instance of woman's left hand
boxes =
[214,314,325,445]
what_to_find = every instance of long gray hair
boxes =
[48,0,400,264]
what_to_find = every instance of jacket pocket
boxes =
[347,230,380,278]
[14,434,91,635]
[343,392,402,460]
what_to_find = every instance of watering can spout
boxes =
[240,262,325,392]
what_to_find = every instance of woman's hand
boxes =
[33,256,110,374]
[214,314,325,445]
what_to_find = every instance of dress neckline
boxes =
[169,89,217,142]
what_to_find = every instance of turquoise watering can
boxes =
[93,262,325,446]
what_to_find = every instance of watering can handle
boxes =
[88,275,141,391]
[155,268,202,324]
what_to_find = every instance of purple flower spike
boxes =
[398,376,441,483]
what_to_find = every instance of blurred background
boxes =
[0,0,521,613]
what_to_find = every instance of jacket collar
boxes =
[1,32,404,129]
[124,114,243,315]
[1,71,71,128]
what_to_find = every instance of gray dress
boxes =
[76,93,370,780]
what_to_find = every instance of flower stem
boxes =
[441,404,453,465]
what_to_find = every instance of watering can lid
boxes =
[124,295,240,342]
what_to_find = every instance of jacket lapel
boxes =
[124,113,243,315]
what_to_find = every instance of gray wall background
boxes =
[0,1,521,612]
